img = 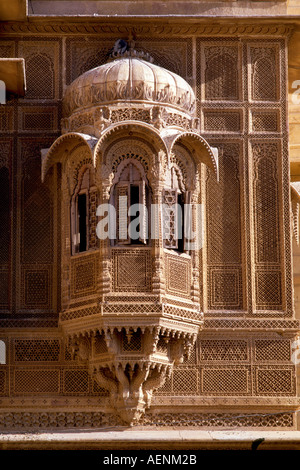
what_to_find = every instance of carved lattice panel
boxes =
[206,143,243,310]
[183,342,198,364]
[254,339,291,362]
[255,270,282,310]
[156,337,169,355]
[172,368,199,395]
[0,270,9,309]
[88,189,98,249]
[110,108,151,124]
[165,254,191,297]
[0,41,15,58]
[251,111,279,133]
[122,330,142,352]
[14,340,60,362]
[201,366,251,395]
[18,106,58,133]
[18,40,60,100]
[63,369,89,394]
[92,381,110,396]
[13,369,60,394]
[70,254,98,299]
[203,111,241,132]
[206,143,241,265]
[66,38,114,84]
[252,142,282,311]
[136,39,192,78]
[0,107,14,133]
[209,267,242,310]
[156,367,199,396]
[112,249,151,292]
[203,44,240,101]
[0,140,11,310]
[255,366,295,395]
[253,143,280,264]
[0,369,7,396]
[21,267,51,309]
[162,189,178,249]
[94,335,108,355]
[250,45,279,101]
[21,141,54,265]
[200,339,249,362]
[143,412,294,428]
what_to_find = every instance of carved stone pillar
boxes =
[99,179,112,299]
[61,171,72,310]
[190,191,201,303]
[149,151,167,298]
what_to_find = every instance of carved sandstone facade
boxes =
[1,10,300,430]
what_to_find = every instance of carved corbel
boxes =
[192,117,200,131]
[148,151,167,189]
[104,328,119,355]
[183,334,197,361]
[143,327,160,355]
[151,106,166,130]
[169,335,185,365]
[91,365,118,402]
[142,364,172,408]
[94,107,111,137]
[131,363,151,398]
[113,364,130,401]
[68,335,90,362]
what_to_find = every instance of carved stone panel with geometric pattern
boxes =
[112,249,152,292]
[165,254,191,298]
[0,19,298,432]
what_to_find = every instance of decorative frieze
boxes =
[0,22,293,38]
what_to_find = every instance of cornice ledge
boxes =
[0,22,294,37]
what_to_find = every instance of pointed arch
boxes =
[169,131,219,180]
[93,121,169,169]
[41,132,97,182]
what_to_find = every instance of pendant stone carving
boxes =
[64,304,202,425]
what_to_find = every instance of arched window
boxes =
[111,160,149,245]
[26,53,54,99]
[71,166,96,254]
[253,57,277,101]
[205,52,238,101]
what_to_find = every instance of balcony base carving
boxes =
[63,302,201,425]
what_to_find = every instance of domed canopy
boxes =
[62,56,196,118]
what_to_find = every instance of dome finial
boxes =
[108,35,154,63]
[127,30,136,55]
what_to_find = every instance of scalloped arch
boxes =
[93,121,169,169]
[41,132,97,182]
[170,132,219,180]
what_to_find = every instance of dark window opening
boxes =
[177,192,184,253]
[113,162,149,246]
[130,185,141,243]
[163,188,186,253]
